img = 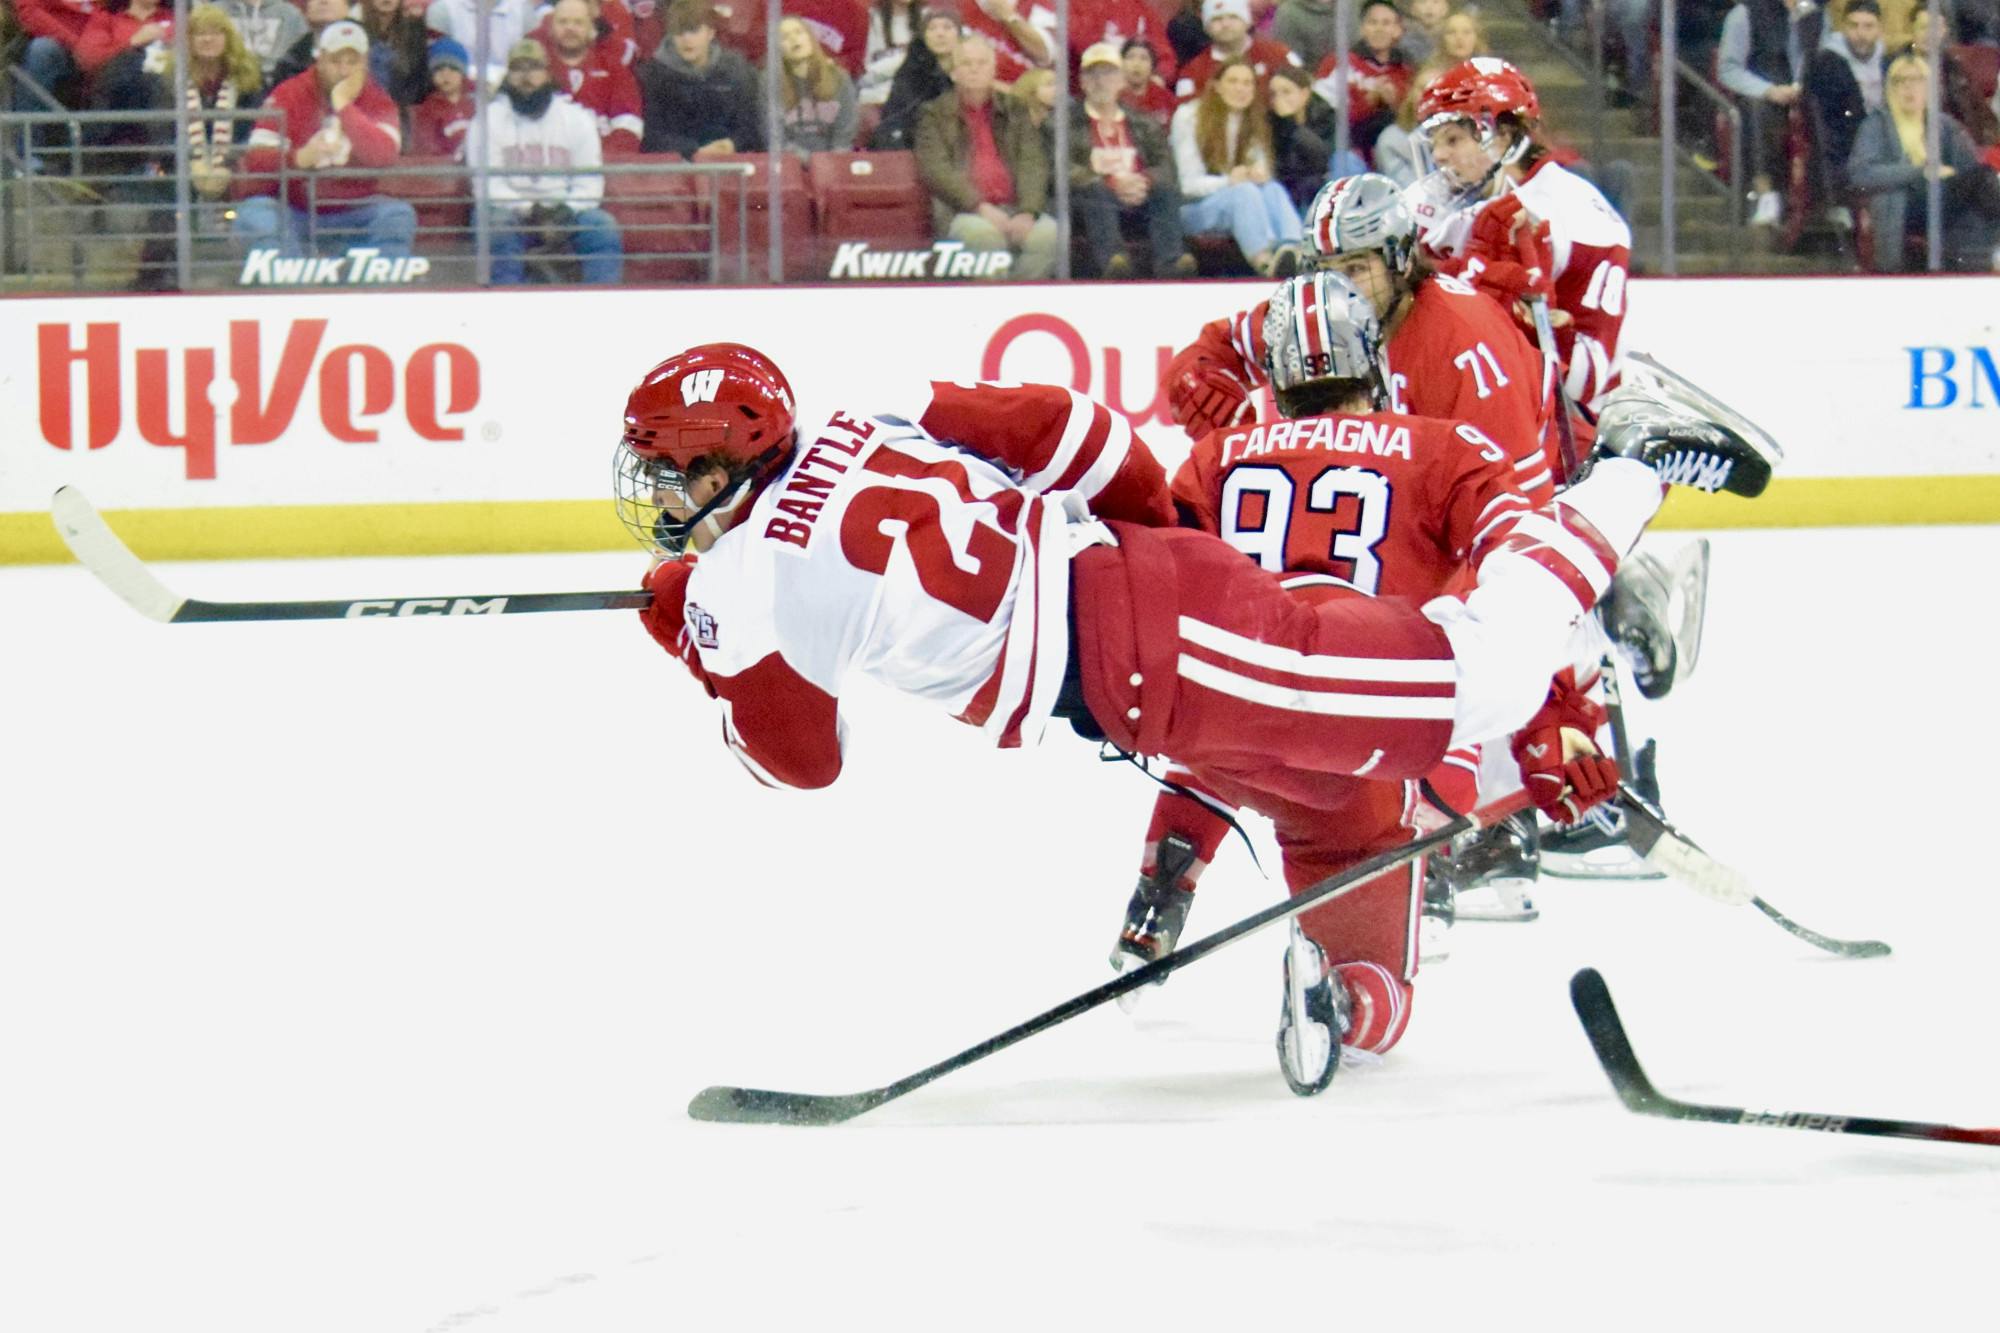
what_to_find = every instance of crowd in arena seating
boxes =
[3,0,1996,284]
[1542,0,2000,269]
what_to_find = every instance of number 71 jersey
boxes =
[1172,408,1535,601]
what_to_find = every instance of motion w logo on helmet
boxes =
[681,369,725,405]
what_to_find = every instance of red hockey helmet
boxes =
[1416,57,1541,168]
[614,343,799,556]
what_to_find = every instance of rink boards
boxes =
[2,275,1996,562]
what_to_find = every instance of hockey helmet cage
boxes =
[615,342,799,557]
[1262,270,1387,410]
[1416,57,1541,166]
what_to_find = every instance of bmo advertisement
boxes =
[3,276,1996,562]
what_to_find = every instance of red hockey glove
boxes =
[1466,194,1554,307]
[1165,344,1253,439]
[639,556,717,697]
[1510,668,1619,824]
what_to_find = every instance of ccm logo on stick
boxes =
[344,598,508,617]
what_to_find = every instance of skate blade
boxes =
[1623,351,1785,470]
[1541,848,1666,881]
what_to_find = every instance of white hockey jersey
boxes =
[671,383,1175,789]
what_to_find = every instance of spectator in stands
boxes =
[871,3,954,146]
[171,2,266,197]
[913,31,1059,276]
[1372,58,1438,186]
[271,0,349,87]
[358,0,431,105]
[1063,0,1176,84]
[236,21,417,259]
[1272,0,1339,74]
[1170,57,1304,272]
[543,0,644,151]
[1806,0,1883,197]
[957,0,1053,86]
[409,35,476,154]
[12,0,95,117]
[1897,2,2000,148]
[531,0,640,67]
[1266,63,1337,204]
[76,0,174,169]
[1016,63,1058,137]
[466,37,624,280]
[772,13,859,155]
[221,0,310,83]
[860,0,922,106]
[427,0,535,85]
[717,0,871,81]
[1720,0,1823,226]
[1175,0,1299,102]
[637,0,764,157]
[1849,51,2000,268]
[1320,0,1412,160]
[1121,36,1176,127]
[1433,8,1487,63]
[1069,39,1192,276]
[1400,0,1448,64]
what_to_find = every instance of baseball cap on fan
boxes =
[1080,41,1122,71]
[315,20,369,56]
[1201,0,1251,23]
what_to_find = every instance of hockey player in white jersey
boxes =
[1403,57,1632,418]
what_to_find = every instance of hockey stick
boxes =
[687,791,1533,1126]
[1528,298,1581,482]
[1618,787,1893,959]
[51,488,651,623]
[1571,967,2000,1146]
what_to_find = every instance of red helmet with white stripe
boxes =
[1416,57,1541,167]
[614,343,799,556]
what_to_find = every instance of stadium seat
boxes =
[380,156,471,238]
[602,152,710,284]
[807,151,931,274]
[1953,43,2000,104]
[698,152,815,283]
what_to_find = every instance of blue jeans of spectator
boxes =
[488,205,624,283]
[232,193,417,257]
[1073,179,1186,275]
[14,37,80,107]
[1180,180,1302,265]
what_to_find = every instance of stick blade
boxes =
[686,1084,883,1126]
[1569,968,1664,1113]
[51,487,183,623]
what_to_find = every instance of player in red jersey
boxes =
[1164,172,1560,506]
[1113,271,1618,1088]
[623,342,1773,1088]
[1404,57,1632,416]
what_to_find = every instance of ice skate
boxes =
[1276,924,1350,1097]
[1593,354,1784,498]
[1109,834,1199,1012]
[1428,812,1540,922]
[1541,740,1666,880]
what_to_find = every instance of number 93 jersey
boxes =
[1172,407,1535,603]
[679,382,1174,788]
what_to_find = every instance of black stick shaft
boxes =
[691,793,1531,1124]
[170,590,653,622]
[1572,968,2000,1147]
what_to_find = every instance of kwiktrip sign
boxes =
[2,278,1996,559]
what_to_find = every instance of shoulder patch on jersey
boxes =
[686,600,720,650]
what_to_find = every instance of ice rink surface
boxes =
[4,525,1998,1332]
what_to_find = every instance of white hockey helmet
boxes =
[1262,270,1387,414]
